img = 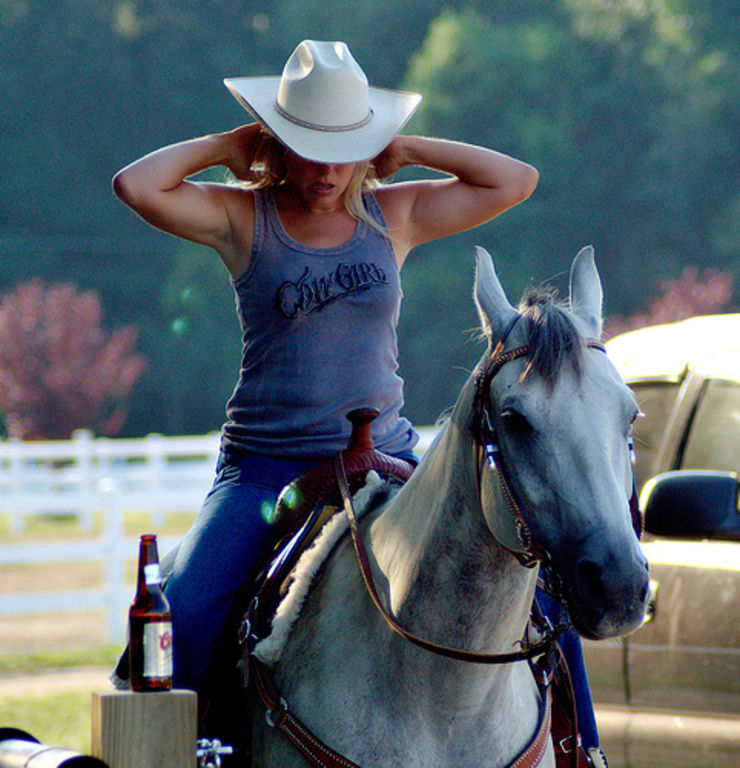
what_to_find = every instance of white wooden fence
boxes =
[0,428,436,644]
[0,430,221,643]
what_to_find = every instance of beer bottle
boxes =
[128,534,173,691]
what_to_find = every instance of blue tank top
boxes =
[222,189,418,459]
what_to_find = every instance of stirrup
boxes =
[587,746,609,768]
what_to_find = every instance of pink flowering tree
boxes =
[606,267,734,339]
[0,280,146,440]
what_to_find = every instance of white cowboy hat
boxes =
[224,40,422,164]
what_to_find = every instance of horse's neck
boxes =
[263,378,548,767]
[371,379,537,659]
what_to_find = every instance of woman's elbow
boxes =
[112,167,149,209]
[518,163,539,202]
[112,168,133,203]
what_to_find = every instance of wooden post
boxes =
[91,690,197,768]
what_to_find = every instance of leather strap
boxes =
[511,686,552,768]
[336,452,563,664]
[471,336,636,567]
[251,652,555,768]
[251,656,362,768]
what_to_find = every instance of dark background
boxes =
[1,0,737,435]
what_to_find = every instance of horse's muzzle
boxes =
[565,549,650,640]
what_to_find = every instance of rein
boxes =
[335,451,566,665]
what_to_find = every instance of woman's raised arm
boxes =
[373,136,539,267]
[112,124,263,270]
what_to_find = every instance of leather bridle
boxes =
[470,325,642,574]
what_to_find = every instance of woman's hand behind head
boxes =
[371,136,411,180]
[226,123,273,181]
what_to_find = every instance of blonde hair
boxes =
[242,130,387,236]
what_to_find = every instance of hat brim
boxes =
[223,76,422,164]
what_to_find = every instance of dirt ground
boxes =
[0,665,111,695]
[0,601,112,697]
[0,610,108,656]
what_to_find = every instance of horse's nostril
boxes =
[576,560,606,604]
[571,555,650,635]
[639,577,650,604]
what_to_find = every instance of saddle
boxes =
[240,409,415,671]
[197,409,414,754]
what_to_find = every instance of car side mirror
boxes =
[641,470,740,541]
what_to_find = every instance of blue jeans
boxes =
[536,589,599,750]
[163,449,324,691]
[162,447,416,693]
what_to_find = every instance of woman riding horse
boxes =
[112,38,607,763]
[110,39,532,679]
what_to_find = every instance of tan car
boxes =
[583,314,740,767]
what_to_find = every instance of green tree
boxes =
[396,2,739,422]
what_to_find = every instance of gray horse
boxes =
[248,247,649,767]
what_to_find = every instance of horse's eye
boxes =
[501,408,532,435]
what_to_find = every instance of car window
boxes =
[681,379,740,475]
[629,381,682,489]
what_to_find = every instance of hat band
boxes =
[274,101,374,133]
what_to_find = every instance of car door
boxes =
[584,374,740,767]
[627,376,740,712]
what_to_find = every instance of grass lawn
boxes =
[0,690,94,754]
[0,647,120,755]
[0,646,120,675]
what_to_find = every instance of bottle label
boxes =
[143,621,173,679]
[144,563,163,585]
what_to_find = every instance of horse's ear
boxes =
[474,246,518,344]
[569,245,603,339]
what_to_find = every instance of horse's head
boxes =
[471,246,649,640]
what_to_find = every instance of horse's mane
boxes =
[516,286,582,385]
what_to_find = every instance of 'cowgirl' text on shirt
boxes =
[277,262,388,319]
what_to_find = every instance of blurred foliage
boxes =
[396,1,738,418]
[607,266,734,336]
[0,0,737,431]
[0,280,146,439]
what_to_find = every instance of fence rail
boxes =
[0,428,436,644]
[0,429,221,643]
[0,429,222,534]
